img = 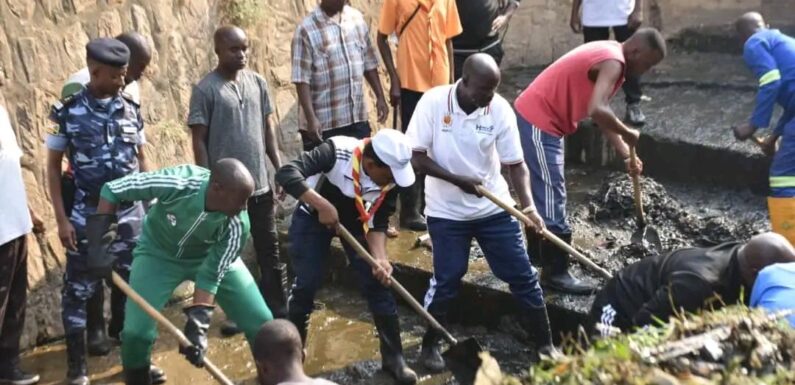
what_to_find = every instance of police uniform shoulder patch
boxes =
[52,92,80,113]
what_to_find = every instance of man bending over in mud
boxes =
[254,320,338,385]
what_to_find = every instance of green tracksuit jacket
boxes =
[100,164,249,295]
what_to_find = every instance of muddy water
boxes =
[20,286,532,385]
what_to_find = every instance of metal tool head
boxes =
[442,338,484,385]
[631,224,662,252]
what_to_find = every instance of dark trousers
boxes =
[287,209,397,317]
[423,213,545,317]
[453,42,505,81]
[588,279,633,337]
[248,192,286,318]
[302,121,372,151]
[0,236,27,367]
[399,89,424,133]
[583,26,642,104]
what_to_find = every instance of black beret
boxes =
[86,38,130,67]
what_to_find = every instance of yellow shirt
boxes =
[378,0,463,93]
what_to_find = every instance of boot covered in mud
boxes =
[123,366,151,385]
[519,306,555,351]
[108,283,126,341]
[86,289,110,356]
[399,180,427,231]
[65,331,89,385]
[540,233,595,295]
[419,326,446,373]
[288,311,310,346]
[373,314,418,384]
[149,366,166,385]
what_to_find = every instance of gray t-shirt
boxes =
[188,69,273,194]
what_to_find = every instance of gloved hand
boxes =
[86,214,118,279]
[179,304,215,367]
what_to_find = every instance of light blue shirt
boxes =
[750,262,795,327]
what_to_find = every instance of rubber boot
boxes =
[373,315,417,385]
[65,332,89,385]
[220,319,242,336]
[108,284,125,341]
[0,356,40,385]
[260,263,289,319]
[86,290,110,356]
[520,306,554,349]
[149,366,166,385]
[124,366,151,385]
[540,233,595,295]
[399,180,427,231]
[419,327,446,373]
[288,312,310,346]
[525,230,544,267]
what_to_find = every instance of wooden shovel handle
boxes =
[476,187,613,279]
[629,146,646,226]
[111,273,234,385]
[336,225,459,345]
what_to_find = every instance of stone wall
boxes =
[1,0,793,348]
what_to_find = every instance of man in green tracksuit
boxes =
[85,159,273,384]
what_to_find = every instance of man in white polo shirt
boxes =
[406,54,554,372]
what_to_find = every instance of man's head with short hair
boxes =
[253,320,306,385]
[738,232,795,287]
[623,28,667,77]
[735,12,767,45]
[214,26,249,73]
[86,38,130,97]
[459,53,501,109]
[115,32,152,84]
[206,158,254,217]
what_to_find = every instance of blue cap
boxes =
[86,38,130,67]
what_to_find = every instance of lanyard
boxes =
[351,139,395,233]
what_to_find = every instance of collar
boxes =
[82,89,123,113]
[448,81,491,118]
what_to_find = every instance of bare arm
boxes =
[506,162,534,210]
[588,60,640,149]
[264,115,282,171]
[412,150,481,195]
[364,69,389,123]
[447,39,455,83]
[137,145,150,172]
[189,124,210,168]
[570,0,583,33]
[46,150,67,227]
[295,83,322,143]
[192,289,215,307]
[377,33,401,107]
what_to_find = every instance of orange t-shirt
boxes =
[378,0,463,93]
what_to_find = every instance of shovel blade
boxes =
[442,338,484,385]
[631,225,662,251]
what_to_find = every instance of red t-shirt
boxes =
[514,41,626,137]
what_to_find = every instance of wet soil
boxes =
[20,287,534,385]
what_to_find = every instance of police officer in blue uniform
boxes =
[45,38,163,385]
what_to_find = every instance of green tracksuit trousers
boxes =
[120,253,273,369]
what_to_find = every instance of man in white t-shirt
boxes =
[61,32,151,102]
[406,54,554,372]
[0,102,44,385]
[253,320,339,385]
[570,0,645,126]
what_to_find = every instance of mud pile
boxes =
[587,173,767,263]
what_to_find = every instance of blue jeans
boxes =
[287,208,397,317]
[518,115,570,234]
[423,212,545,316]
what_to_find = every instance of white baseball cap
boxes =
[372,128,416,188]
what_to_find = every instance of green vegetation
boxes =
[476,306,795,385]
[220,0,263,28]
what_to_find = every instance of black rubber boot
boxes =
[149,366,166,385]
[108,284,126,341]
[261,263,289,319]
[419,327,446,373]
[520,306,554,348]
[540,233,595,295]
[399,182,427,231]
[288,312,311,346]
[373,315,418,384]
[219,319,242,336]
[86,289,110,356]
[0,356,40,385]
[65,332,89,385]
[525,230,544,267]
[123,366,151,385]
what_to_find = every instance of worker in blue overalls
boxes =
[733,12,795,245]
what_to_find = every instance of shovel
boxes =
[110,272,234,385]
[628,146,662,251]
[476,186,613,279]
[335,224,484,384]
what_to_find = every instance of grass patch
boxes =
[220,0,263,28]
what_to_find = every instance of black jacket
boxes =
[605,242,747,327]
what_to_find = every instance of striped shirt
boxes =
[291,5,379,131]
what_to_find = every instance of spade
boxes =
[336,224,485,384]
[629,146,662,251]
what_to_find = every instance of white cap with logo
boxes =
[371,128,416,188]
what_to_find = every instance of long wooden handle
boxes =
[336,225,459,345]
[476,187,613,279]
[111,272,235,385]
[629,146,646,226]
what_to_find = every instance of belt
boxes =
[453,39,502,55]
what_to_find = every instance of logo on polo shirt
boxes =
[475,124,495,134]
